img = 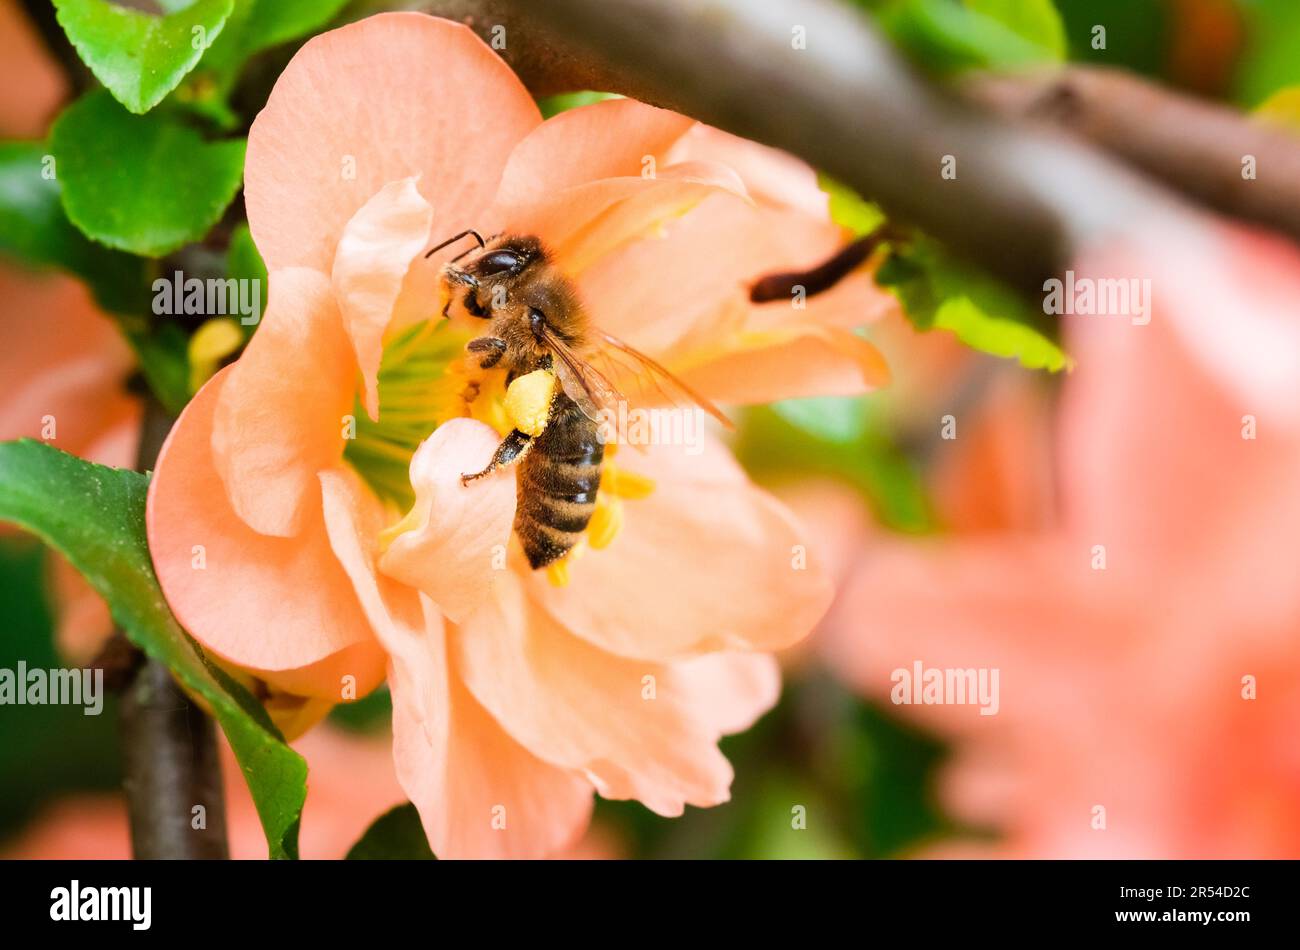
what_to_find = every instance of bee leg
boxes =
[461,429,532,484]
[442,267,481,318]
[467,336,507,369]
[462,288,489,318]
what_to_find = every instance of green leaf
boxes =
[173,0,351,121]
[53,0,235,114]
[346,803,436,860]
[51,90,245,257]
[771,396,869,444]
[818,173,887,237]
[119,316,194,417]
[0,140,149,314]
[0,440,306,859]
[931,295,1070,371]
[876,0,1066,72]
[537,91,621,119]
[328,684,392,733]
[876,238,1071,372]
[966,0,1066,59]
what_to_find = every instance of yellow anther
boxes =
[546,556,572,588]
[187,317,244,392]
[603,464,656,500]
[586,498,623,550]
[504,369,556,437]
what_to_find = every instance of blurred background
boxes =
[3,0,1300,859]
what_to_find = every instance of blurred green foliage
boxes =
[876,239,1070,372]
[0,442,308,859]
[819,174,1070,374]
[1234,0,1300,105]
[864,0,1065,72]
[0,539,121,845]
[1054,0,1168,75]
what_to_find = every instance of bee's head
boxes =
[463,234,545,283]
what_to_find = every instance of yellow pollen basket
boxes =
[503,369,557,437]
[433,361,657,588]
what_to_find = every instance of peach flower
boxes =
[147,13,895,858]
[822,221,1300,858]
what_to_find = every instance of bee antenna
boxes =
[424,229,486,259]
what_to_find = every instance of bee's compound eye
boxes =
[475,249,523,276]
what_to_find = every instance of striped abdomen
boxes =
[515,392,604,568]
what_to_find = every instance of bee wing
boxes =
[540,326,626,423]
[585,330,733,429]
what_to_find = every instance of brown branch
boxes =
[384,0,658,99]
[492,0,1190,293]
[117,395,229,859]
[409,0,1300,291]
[963,66,1300,248]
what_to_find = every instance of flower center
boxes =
[344,319,470,508]
[347,319,656,578]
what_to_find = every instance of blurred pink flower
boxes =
[0,268,141,665]
[822,221,1300,858]
[0,0,65,139]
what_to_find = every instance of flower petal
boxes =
[666,123,828,216]
[211,267,354,537]
[318,468,593,859]
[454,571,736,816]
[245,12,540,273]
[332,176,434,419]
[530,430,834,661]
[494,98,695,212]
[673,321,891,402]
[501,165,747,277]
[572,193,896,402]
[670,652,782,736]
[378,419,517,624]
[147,366,385,696]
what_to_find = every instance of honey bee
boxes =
[431,230,730,569]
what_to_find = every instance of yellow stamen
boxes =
[586,497,623,550]
[187,317,244,392]
[603,465,656,500]
[546,556,572,588]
